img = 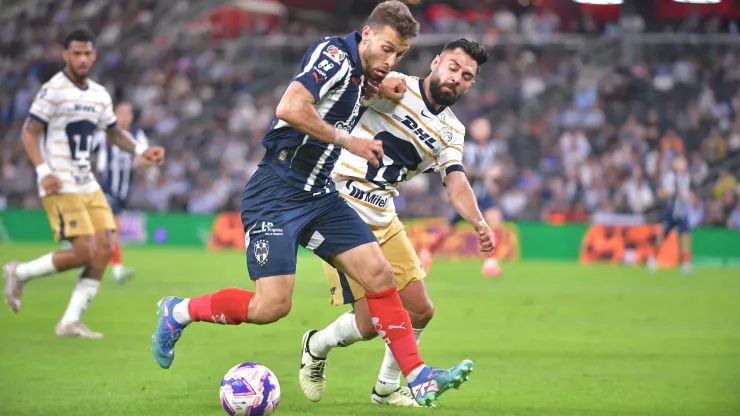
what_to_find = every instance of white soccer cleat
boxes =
[55,321,104,339]
[299,330,327,402]
[371,386,422,407]
[682,263,693,276]
[112,265,135,285]
[3,261,23,313]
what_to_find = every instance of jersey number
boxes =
[364,133,410,185]
[65,120,98,171]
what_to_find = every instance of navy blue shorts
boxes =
[104,193,126,215]
[241,167,377,279]
[661,209,690,236]
[447,193,495,225]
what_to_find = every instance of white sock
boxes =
[309,311,364,358]
[172,298,192,325]
[112,264,123,275]
[59,278,100,324]
[376,327,425,393]
[16,253,57,282]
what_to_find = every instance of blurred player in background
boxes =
[95,101,152,284]
[300,39,493,407]
[648,155,693,275]
[2,28,164,338]
[418,116,504,277]
[151,1,474,407]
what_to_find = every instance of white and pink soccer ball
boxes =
[220,362,281,416]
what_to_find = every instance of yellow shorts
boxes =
[41,189,116,242]
[324,216,426,305]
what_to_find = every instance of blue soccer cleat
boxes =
[408,360,474,407]
[151,296,186,369]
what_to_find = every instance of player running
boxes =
[2,28,165,337]
[151,1,474,407]
[417,115,503,277]
[95,101,151,284]
[647,155,693,275]
[299,39,493,407]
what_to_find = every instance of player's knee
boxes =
[90,237,114,266]
[362,259,394,293]
[409,301,434,328]
[262,299,292,323]
[251,292,292,324]
[72,238,95,265]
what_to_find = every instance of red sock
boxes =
[365,287,424,376]
[682,252,691,263]
[187,288,253,325]
[111,242,121,265]
[427,233,446,254]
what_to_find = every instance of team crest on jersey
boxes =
[440,127,454,143]
[253,239,269,266]
[323,45,346,63]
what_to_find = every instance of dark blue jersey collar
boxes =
[343,31,364,76]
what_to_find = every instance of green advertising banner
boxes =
[0,209,215,247]
[2,209,739,266]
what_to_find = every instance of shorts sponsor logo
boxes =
[254,239,269,266]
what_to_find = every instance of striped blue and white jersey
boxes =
[463,141,496,197]
[260,31,367,194]
[95,125,148,201]
[661,171,691,219]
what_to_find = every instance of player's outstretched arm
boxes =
[275,81,383,167]
[445,171,495,253]
[105,125,165,165]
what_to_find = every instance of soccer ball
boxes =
[220,362,281,416]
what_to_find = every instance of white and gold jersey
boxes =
[332,72,466,226]
[28,71,117,197]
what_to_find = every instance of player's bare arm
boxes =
[105,125,165,164]
[275,81,384,168]
[21,116,62,194]
[445,170,495,252]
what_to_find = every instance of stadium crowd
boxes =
[1,1,739,229]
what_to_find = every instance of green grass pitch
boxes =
[1,243,739,416]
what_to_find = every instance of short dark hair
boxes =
[63,28,95,49]
[442,39,489,73]
[367,0,419,40]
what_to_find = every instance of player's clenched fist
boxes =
[379,77,407,101]
[141,146,166,164]
[333,128,384,168]
[473,220,496,253]
[40,174,62,195]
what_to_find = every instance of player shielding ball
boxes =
[95,101,152,283]
[647,155,693,275]
[300,39,493,407]
[2,28,164,337]
[151,1,474,407]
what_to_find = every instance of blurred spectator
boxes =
[621,167,654,214]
